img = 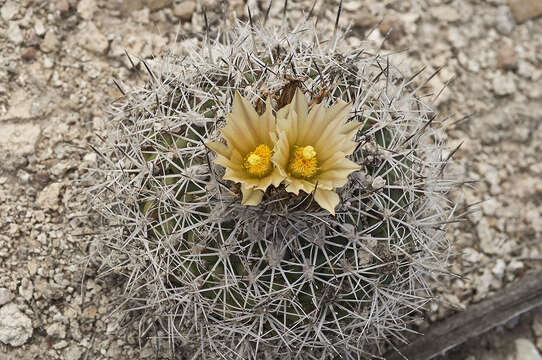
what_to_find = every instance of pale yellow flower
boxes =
[206,92,284,205]
[272,89,361,215]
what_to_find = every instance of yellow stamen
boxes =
[288,145,318,179]
[244,144,273,177]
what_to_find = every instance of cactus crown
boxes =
[90,19,460,359]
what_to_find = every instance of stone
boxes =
[497,43,518,70]
[1,1,19,21]
[45,322,66,339]
[0,288,14,306]
[0,303,33,346]
[515,338,542,360]
[508,0,542,23]
[496,6,516,35]
[64,345,83,360]
[122,0,145,12]
[0,123,41,155]
[77,0,96,20]
[21,47,37,61]
[18,279,33,301]
[37,182,64,211]
[431,5,460,22]
[78,22,109,55]
[7,22,24,45]
[493,73,517,96]
[148,0,172,11]
[41,31,59,53]
[34,19,45,36]
[56,0,70,15]
[173,0,196,21]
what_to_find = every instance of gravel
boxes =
[0,0,541,358]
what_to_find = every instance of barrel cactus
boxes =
[90,19,459,359]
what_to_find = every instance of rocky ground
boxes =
[0,0,541,359]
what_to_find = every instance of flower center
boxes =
[288,145,318,179]
[244,144,273,177]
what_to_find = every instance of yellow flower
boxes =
[206,92,284,205]
[272,89,361,215]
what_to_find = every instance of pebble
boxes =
[78,22,109,55]
[41,30,59,53]
[7,22,24,45]
[1,1,19,21]
[493,73,517,96]
[0,123,41,155]
[508,0,542,23]
[37,182,64,211]
[64,345,83,360]
[515,338,542,360]
[21,47,38,61]
[34,19,46,36]
[495,6,516,35]
[46,322,66,339]
[0,288,14,306]
[497,43,518,70]
[77,0,96,20]
[431,5,460,22]
[0,303,33,347]
[173,0,196,21]
[148,0,172,11]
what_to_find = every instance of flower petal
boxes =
[313,188,340,215]
[285,178,315,195]
[206,141,230,158]
[271,130,291,177]
[241,183,264,206]
[318,155,360,188]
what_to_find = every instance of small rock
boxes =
[18,279,33,301]
[508,0,542,23]
[7,22,24,45]
[482,198,499,216]
[0,123,41,155]
[0,303,33,347]
[21,47,37,61]
[64,345,83,360]
[41,31,59,53]
[82,305,97,319]
[53,340,69,350]
[492,259,506,279]
[37,182,64,211]
[56,0,71,15]
[0,288,14,306]
[431,5,461,22]
[515,338,542,360]
[496,6,516,35]
[493,73,517,96]
[148,0,172,11]
[122,0,145,12]
[77,0,96,20]
[46,322,66,339]
[378,16,405,44]
[497,43,518,70]
[1,1,19,21]
[34,19,46,36]
[354,16,379,29]
[78,22,109,55]
[173,0,196,21]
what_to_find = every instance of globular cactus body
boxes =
[91,20,459,359]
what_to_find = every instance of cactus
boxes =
[89,19,461,359]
